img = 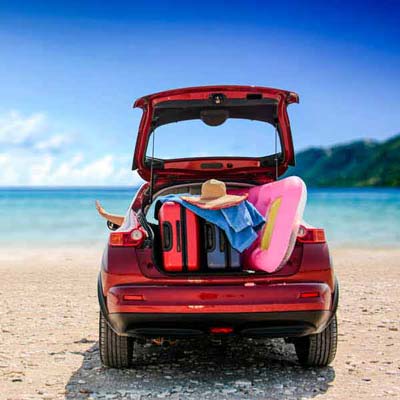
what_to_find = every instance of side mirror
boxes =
[107,220,120,231]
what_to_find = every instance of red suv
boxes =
[98,85,339,369]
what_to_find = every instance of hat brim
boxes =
[181,193,248,210]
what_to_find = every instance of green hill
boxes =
[286,134,400,187]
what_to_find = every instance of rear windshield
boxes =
[146,119,281,160]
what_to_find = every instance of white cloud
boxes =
[0,151,143,186]
[0,110,72,153]
[29,154,54,185]
[0,153,20,185]
[0,111,47,146]
[34,134,70,151]
[0,110,144,186]
[44,154,116,185]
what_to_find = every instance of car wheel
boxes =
[294,314,338,367]
[99,311,133,368]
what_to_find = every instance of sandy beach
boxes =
[0,246,399,400]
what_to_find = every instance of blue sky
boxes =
[0,0,399,185]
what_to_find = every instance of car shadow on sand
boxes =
[65,337,334,399]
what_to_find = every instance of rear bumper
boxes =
[100,280,335,338]
[108,310,332,338]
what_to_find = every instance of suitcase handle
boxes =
[204,223,216,252]
[176,221,181,252]
[162,222,173,251]
[219,229,226,252]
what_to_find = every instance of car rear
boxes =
[101,214,335,328]
[98,86,338,368]
[98,182,338,368]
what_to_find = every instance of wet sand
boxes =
[0,246,399,399]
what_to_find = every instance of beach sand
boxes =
[0,247,399,399]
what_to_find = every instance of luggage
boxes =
[159,201,200,272]
[158,201,242,272]
[202,221,241,270]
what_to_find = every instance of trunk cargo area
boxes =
[140,183,302,278]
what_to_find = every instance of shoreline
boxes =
[2,242,399,250]
[1,243,399,261]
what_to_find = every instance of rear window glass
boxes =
[146,119,281,159]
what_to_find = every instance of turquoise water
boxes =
[0,187,399,248]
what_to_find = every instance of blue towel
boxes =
[156,194,265,252]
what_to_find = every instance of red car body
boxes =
[98,86,338,368]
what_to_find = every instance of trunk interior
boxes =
[144,183,253,275]
[140,183,304,280]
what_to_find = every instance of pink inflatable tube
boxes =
[230,176,307,273]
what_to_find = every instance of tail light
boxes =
[297,225,326,243]
[109,228,147,247]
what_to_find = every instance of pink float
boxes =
[230,176,307,273]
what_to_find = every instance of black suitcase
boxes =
[202,221,241,270]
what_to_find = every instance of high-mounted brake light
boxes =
[297,226,326,243]
[109,228,146,247]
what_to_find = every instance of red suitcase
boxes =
[159,201,200,272]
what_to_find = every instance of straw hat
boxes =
[181,179,248,209]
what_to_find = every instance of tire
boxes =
[99,311,133,368]
[294,314,338,367]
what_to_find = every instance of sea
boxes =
[0,187,399,248]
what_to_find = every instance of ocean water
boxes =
[0,187,399,248]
